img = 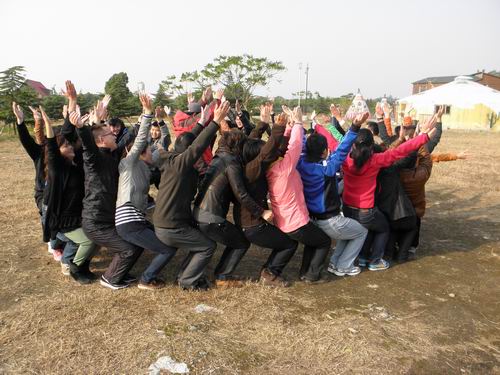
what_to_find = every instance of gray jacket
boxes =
[116,115,155,213]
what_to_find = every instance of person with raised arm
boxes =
[235,111,298,287]
[341,113,439,271]
[193,103,273,288]
[297,112,369,277]
[114,92,176,290]
[69,94,143,290]
[266,106,332,283]
[154,101,230,291]
[12,102,69,259]
[40,104,97,284]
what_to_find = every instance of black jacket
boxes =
[77,126,124,224]
[376,163,416,222]
[234,123,285,228]
[44,137,84,241]
[195,147,264,223]
[17,122,46,211]
[153,121,220,228]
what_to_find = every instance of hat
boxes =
[403,116,413,127]
[187,102,202,114]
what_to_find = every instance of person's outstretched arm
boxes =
[126,93,153,162]
[12,102,41,161]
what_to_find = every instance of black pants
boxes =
[287,222,331,281]
[344,206,389,263]
[82,219,143,284]
[412,216,421,248]
[385,216,418,261]
[154,225,215,288]
[243,222,298,276]
[198,221,250,279]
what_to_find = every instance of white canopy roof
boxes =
[398,76,500,114]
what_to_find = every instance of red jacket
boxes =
[342,133,429,209]
[173,99,218,172]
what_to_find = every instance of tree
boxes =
[0,66,41,133]
[41,95,66,120]
[153,84,173,108]
[104,72,140,117]
[181,55,286,106]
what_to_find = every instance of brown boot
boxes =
[215,276,245,288]
[260,268,291,288]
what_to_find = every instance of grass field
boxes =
[0,130,499,374]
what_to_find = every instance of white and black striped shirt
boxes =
[115,202,146,226]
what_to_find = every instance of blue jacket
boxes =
[297,128,358,219]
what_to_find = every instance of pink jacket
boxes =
[266,124,310,233]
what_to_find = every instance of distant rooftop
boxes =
[412,70,499,85]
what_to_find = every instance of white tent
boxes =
[398,76,500,131]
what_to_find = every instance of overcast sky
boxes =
[1,0,499,99]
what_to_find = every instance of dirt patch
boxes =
[0,130,499,374]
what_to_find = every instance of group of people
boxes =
[12,79,458,291]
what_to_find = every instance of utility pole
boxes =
[298,63,303,107]
[304,64,310,115]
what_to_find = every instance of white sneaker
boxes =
[327,263,337,274]
[332,266,361,277]
[47,242,54,254]
[61,262,70,276]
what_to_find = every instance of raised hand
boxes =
[435,105,445,121]
[420,114,438,136]
[39,106,50,127]
[382,102,392,118]
[12,102,24,124]
[139,92,153,115]
[375,102,384,118]
[28,106,42,122]
[292,106,303,125]
[281,105,293,118]
[213,88,224,100]
[62,80,78,113]
[198,105,209,126]
[352,112,370,128]
[154,105,165,120]
[201,87,212,103]
[102,94,111,109]
[163,105,172,116]
[275,113,288,127]
[213,100,231,124]
[330,104,342,120]
[62,104,68,119]
[187,92,195,104]
[235,99,242,115]
[310,110,317,121]
[260,103,272,123]
[69,111,88,129]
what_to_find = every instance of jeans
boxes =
[314,214,368,270]
[117,221,176,283]
[82,219,143,284]
[287,222,331,281]
[61,228,97,266]
[343,206,389,264]
[154,226,215,288]
[243,222,298,276]
[198,221,250,279]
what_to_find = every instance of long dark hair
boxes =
[350,129,374,170]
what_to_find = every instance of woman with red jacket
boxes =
[341,114,438,271]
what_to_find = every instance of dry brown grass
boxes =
[0,130,499,374]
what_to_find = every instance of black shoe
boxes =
[69,262,92,285]
[100,275,129,290]
[122,274,138,284]
[299,275,329,284]
[80,260,97,280]
[181,277,210,291]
